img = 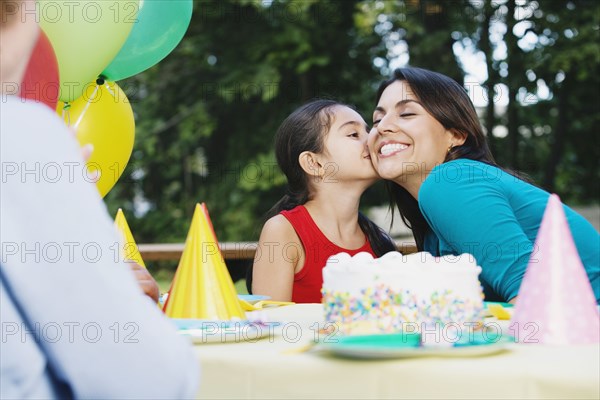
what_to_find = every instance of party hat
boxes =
[512,194,599,345]
[163,203,245,320]
[114,208,146,268]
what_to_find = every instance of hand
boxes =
[129,262,160,303]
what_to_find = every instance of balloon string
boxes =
[104,82,116,98]
[62,103,71,126]
[73,84,99,130]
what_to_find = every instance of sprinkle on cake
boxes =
[322,251,484,335]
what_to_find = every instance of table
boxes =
[193,304,600,399]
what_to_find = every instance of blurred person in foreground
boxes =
[0,1,198,398]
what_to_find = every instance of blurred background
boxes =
[102,0,600,290]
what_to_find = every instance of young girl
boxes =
[368,67,599,303]
[250,100,396,302]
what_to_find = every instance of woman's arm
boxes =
[252,215,302,301]
[420,166,532,302]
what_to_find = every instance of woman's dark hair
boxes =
[246,99,396,293]
[376,67,497,250]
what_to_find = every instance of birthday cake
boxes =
[322,251,484,334]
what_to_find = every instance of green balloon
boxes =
[102,0,193,81]
[39,0,137,102]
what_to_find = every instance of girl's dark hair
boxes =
[377,67,497,250]
[246,99,396,293]
[268,99,339,215]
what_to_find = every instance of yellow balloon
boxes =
[57,80,135,197]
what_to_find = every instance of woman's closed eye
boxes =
[400,113,415,118]
[347,132,359,138]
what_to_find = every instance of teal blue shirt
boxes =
[419,159,600,303]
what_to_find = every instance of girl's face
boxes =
[368,80,457,185]
[317,106,378,184]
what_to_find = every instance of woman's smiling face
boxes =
[368,80,458,187]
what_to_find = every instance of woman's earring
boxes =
[447,145,453,154]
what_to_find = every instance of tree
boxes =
[104,0,598,255]
[106,0,389,244]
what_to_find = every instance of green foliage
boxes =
[105,0,388,243]
[104,0,599,249]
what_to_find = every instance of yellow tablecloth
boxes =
[193,304,600,399]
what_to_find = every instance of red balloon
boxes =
[20,30,60,110]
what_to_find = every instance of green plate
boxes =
[331,332,421,349]
[318,331,514,359]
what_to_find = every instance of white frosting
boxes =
[323,251,482,299]
[322,251,485,334]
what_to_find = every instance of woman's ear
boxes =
[299,151,324,179]
[450,129,468,147]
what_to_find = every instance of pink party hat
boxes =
[512,194,599,345]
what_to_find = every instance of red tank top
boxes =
[280,205,376,303]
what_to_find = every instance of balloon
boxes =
[39,0,138,102]
[57,80,135,197]
[102,0,193,81]
[20,30,60,110]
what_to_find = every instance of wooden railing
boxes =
[138,241,418,262]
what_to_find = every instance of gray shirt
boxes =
[1,96,198,399]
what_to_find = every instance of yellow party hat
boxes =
[163,203,246,320]
[114,208,146,268]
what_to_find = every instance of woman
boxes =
[368,67,599,303]
[250,100,396,302]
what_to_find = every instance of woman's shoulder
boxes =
[422,159,477,188]
[432,158,503,178]
[425,159,512,186]
[420,159,506,203]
